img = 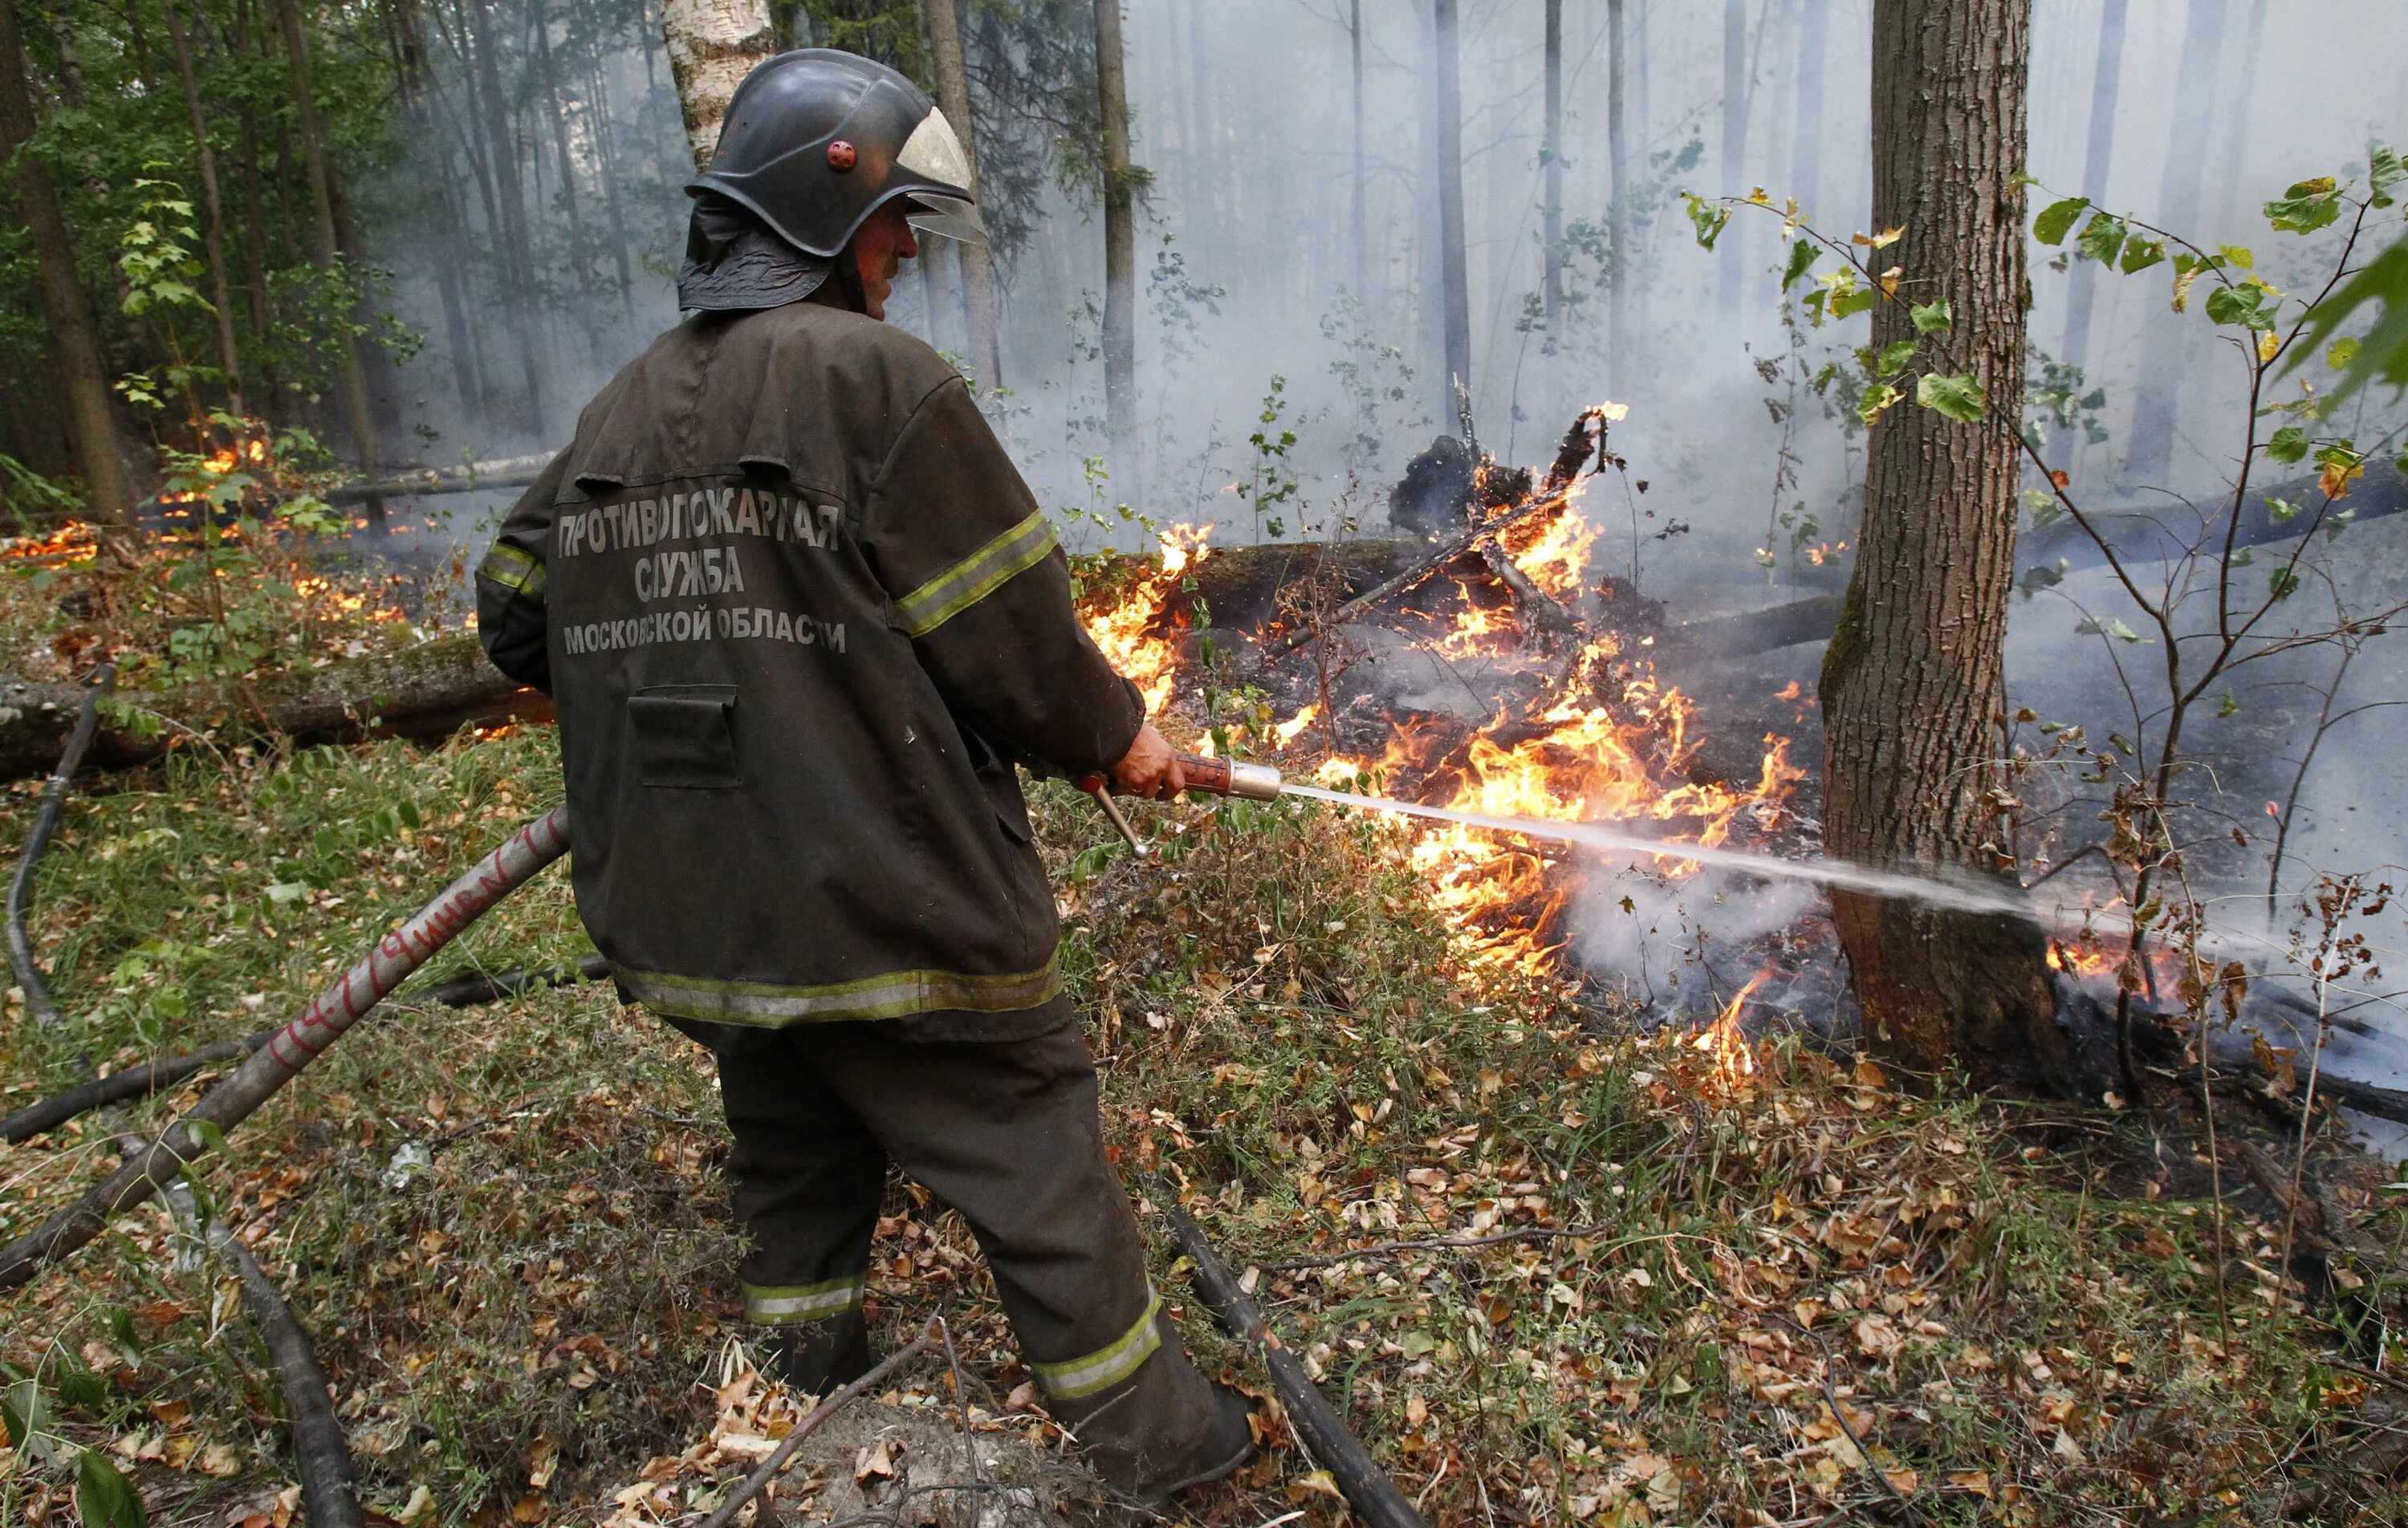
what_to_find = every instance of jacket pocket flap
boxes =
[628,685,741,789]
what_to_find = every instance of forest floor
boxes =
[2,718,2406,1528]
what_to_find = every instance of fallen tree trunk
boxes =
[318,452,558,505]
[0,636,543,782]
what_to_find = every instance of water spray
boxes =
[1090,754,2040,920]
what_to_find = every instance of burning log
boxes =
[318,451,559,505]
[0,635,543,783]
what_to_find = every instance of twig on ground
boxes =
[1767,1311,1927,1527]
[690,1317,942,1528]
[1263,1223,1632,1271]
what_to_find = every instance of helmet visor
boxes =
[905,191,988,246]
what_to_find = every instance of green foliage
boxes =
[2033,195,2089,246]
[1914,372,1987,423]
[2265,176,2344,234]
[1681,192,1731,250]
[2207,280,2280,331]
[1780,236,1818,289]
[2076,211,2129,266]
[2287,235,2408,402]
[1910,299,1952,334]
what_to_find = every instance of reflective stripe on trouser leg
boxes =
[742,1274,866,1325]
[1031,1286,1164,1401]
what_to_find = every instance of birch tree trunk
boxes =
[0,0,136,523]
[1430,0,1471,408]
[1092,0,1138,501]
[659,0,773,170]
[926,0,1003,389]
[1820,0,2070,1092]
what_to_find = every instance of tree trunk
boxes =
[164,0,246,415]
[275,0,384,522]
[462,0,546,433]
[2052,0,2123,477]
[234,0,275,346]
[925,0,1002,389]
[532,0,596,310]
[0,0,136,524]
[1430,0,1470,409]
[1718,0,1749,331]
[1820,0,2069,1093]
[2121,0,2226,486]
[1606,0,1629,383]
[1092,0,1138,499]
[658,0,775,170]
[1349,0,1365,299]
[1788,0,1824,221]
[1540,0,1562,322]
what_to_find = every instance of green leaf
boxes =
[78,1448,147,1528]
[2280,234,2408,404]
[2033,197,2090,246]
[1914,372,1987,423]
[2206,282,2279,331]
[398,799,422,830]
[53,1355,107,1412]
[1910,299,1953,335]
[2267,428,2309,464]
[2370,144,2402,208]
[2265,177,2343,234]
[2120,237,2166,274]
[1876,339,1920,376]
[2328,335,2361,371]
[0,1379,45,1449]
[1780,237,1819,289]
[1831,288,1877,321]
[2219,691,2239,718]
[2018,560,2066,599]
[2220,244,2256,269]
[1857,381,1905,425]
[1683,193,1731,250]
[2227,547,2255,567]
[2270,567,2300,602]
[2077,212,2129,266]
[2265,495,2301,525]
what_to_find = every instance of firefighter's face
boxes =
[851,201,920,321]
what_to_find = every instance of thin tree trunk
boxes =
[657,0,774,170]
[1349,0,1365,298]
[1607,0,1629,383]
[275,0,384,521]
[1788,0,1824,221]
[532,0,596,310]
[1182,0,1210,242]
[234,0,274,343]
[2055,0,2124,478]
[925,0,1001,389]
[576,0,637,324]
[2122,0,2227,486]
[0,0,135,523]
[1718,0,1749,329]
[1092,0,1137,499]
[164,0,246,414]
[1430,0,1470,409]
[1540,0,1562,322]
[463,0,546,431]
[1820,0,2068,1093]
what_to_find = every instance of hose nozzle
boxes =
[1173,755,1283,800]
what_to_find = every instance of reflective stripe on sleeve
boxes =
[477,543,547,602]
[1031,1289,1163,1401]
[613,957,1063,1026]
[742,1275,866,1326]
[892,510,1057,637]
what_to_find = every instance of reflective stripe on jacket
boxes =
[474,303,1141,1035]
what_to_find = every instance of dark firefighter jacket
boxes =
[474,303,1142,1039]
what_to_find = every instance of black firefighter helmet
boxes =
[677,50,984,311]
[690,49,986,258]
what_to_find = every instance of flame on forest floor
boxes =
[1077,423,1808,979]
[1694,973,1767,1083]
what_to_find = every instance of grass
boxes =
[0,724,2403,1526]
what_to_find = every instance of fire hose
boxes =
[0,807,572,1290]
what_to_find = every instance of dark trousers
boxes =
[678,1016,1219,1490]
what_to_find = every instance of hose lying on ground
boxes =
[0,806,573,1292]
[209,1221,364,1528]
[1,953,612,1146]
[6,663,117,1032]
[1145,1179,1429,1528]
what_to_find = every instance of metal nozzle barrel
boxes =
[1175,754,1283,801]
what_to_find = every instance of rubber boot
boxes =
[760,1312,877,1396]
[1127,1383,1257,1507]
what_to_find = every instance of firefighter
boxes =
[473,48,1254,1505]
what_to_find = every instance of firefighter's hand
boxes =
[1111,725,1186,800]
